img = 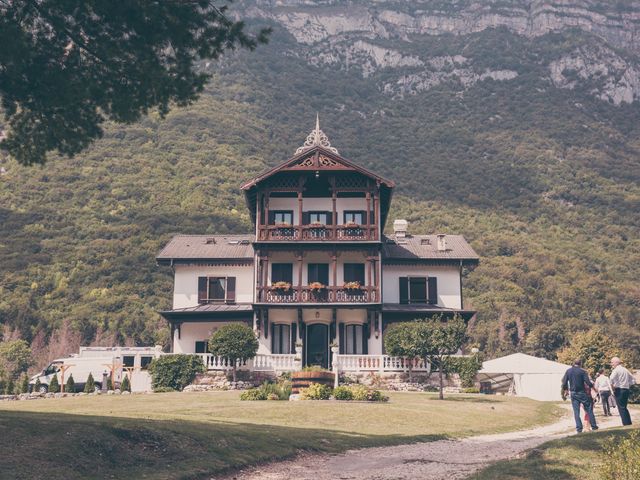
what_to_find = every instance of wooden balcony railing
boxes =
[258,224,378,241]
[257,286,380,304]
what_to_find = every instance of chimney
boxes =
[393,219,408,239]
[436,234,447,252]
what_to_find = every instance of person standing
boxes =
[609,356,635,426]
[562,359,598,433]
[594,369,614,416]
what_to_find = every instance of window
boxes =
[140,356,153,370]
[198,276,236,304]
[399,277,438,304]
[44,363,61,375]
[271,210,293,225]
[303,211,333,225]
[123,355,135,368]
[343,263,365,285]
[343,211,366,224]
[272,324,291,354]
[308,263,329,285]
[344,324,364,354]
[195,341,208,354]
[271,263,293,283]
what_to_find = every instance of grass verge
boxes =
[0,391,561,479]
[470,425,640,480]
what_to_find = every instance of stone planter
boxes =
[291,370,335,394]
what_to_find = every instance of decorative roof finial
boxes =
[295,114,339,155]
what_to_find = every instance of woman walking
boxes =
[594,369,614,416]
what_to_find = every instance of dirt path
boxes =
[217,407,625,480]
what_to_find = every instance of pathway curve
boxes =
[217,407,625,480]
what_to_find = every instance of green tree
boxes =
[557,327,626,377]
[209,324,258,382]
[107,373,114,391]
[34,377,41,393]
[419,315,468,400]
[0,340,32,380]
[84,372,95,393]
[20,373,29,394]
[0,1,269,165]
[48,374,60,393]
[65,374,75,393]
[384,322,424,383]
[5,376,14,395]
[121,374,131,393]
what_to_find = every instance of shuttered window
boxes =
[272,263,293,283]
[399,277,435,304]
[305,211,332,225]
[270,210,293,225]
[197,276,236,304]
[343,210,366,224]
[344,324,364,354]
[344,263,365,284]
[271,324,291,354]
[308,264,329,285]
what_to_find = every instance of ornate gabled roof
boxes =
[240,117,394,190]
[295,114,339,155]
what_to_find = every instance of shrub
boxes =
[34,377,41,393]
[348,384,388,402]
[48,374,60,393]
[463,387,480,394]
[208,324,258,382]
[239,381,291,401]
[629,384,640,404]
[107,373,114,390]
[84,372,96,393]
[148,354,205,392]
[5,377,14,395]
[121,375,131,392]
[153,386,176,393]
[447,356,482,388]
[240,388,267,401]
[301,365,328,372]
[600,430,640,480]
[300,382,332,400]
[65,374,75,393]
[333,386,354,400]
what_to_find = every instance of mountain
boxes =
[1,0,639,364]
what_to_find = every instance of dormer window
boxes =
[197,276,236,304]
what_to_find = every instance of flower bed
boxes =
[298,382,388,402]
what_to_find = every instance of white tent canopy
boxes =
[478,353,571,401]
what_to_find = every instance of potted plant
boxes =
[343,281,361,291]
[309,282,327,301]
[271,281,291,292]
[330,342,339,354]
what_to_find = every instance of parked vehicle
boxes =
[29,346,163,393]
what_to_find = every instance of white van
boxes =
[29,346,163,393]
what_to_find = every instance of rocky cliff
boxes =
[239,0,640,104]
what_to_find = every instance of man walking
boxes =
[609,356,635,426]
[562,359,598,433]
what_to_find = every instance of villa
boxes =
[157,118,479,374]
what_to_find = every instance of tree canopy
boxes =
[0,0,269,165]
[209,324,258,382]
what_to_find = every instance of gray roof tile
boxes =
[157,235,254,261]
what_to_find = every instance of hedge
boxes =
[147,355,205,392]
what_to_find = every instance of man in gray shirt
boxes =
[609,356,635,426]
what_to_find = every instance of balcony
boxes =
[257,285,380,304]
[258,224,378,242]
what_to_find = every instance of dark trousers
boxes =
[600,391,611,416]
[614,387,632,426]
[570,391,597,432]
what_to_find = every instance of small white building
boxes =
[478,353,571,401]
[156,119,479,374]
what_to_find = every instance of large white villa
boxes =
[157,119,479,374]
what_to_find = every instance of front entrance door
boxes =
[305,323,329,368]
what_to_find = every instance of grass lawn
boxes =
[0,391,561,480]
[471,424,640,480]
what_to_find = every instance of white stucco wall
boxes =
[173,321,237,353]
[173,264,254,308]
[382,264,462,308]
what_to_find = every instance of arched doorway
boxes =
[305,323,329,368]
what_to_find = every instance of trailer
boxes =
[29,346,163,393]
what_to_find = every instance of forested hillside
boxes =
[1,0,639,367]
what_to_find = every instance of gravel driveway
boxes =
[216,406,625,480]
